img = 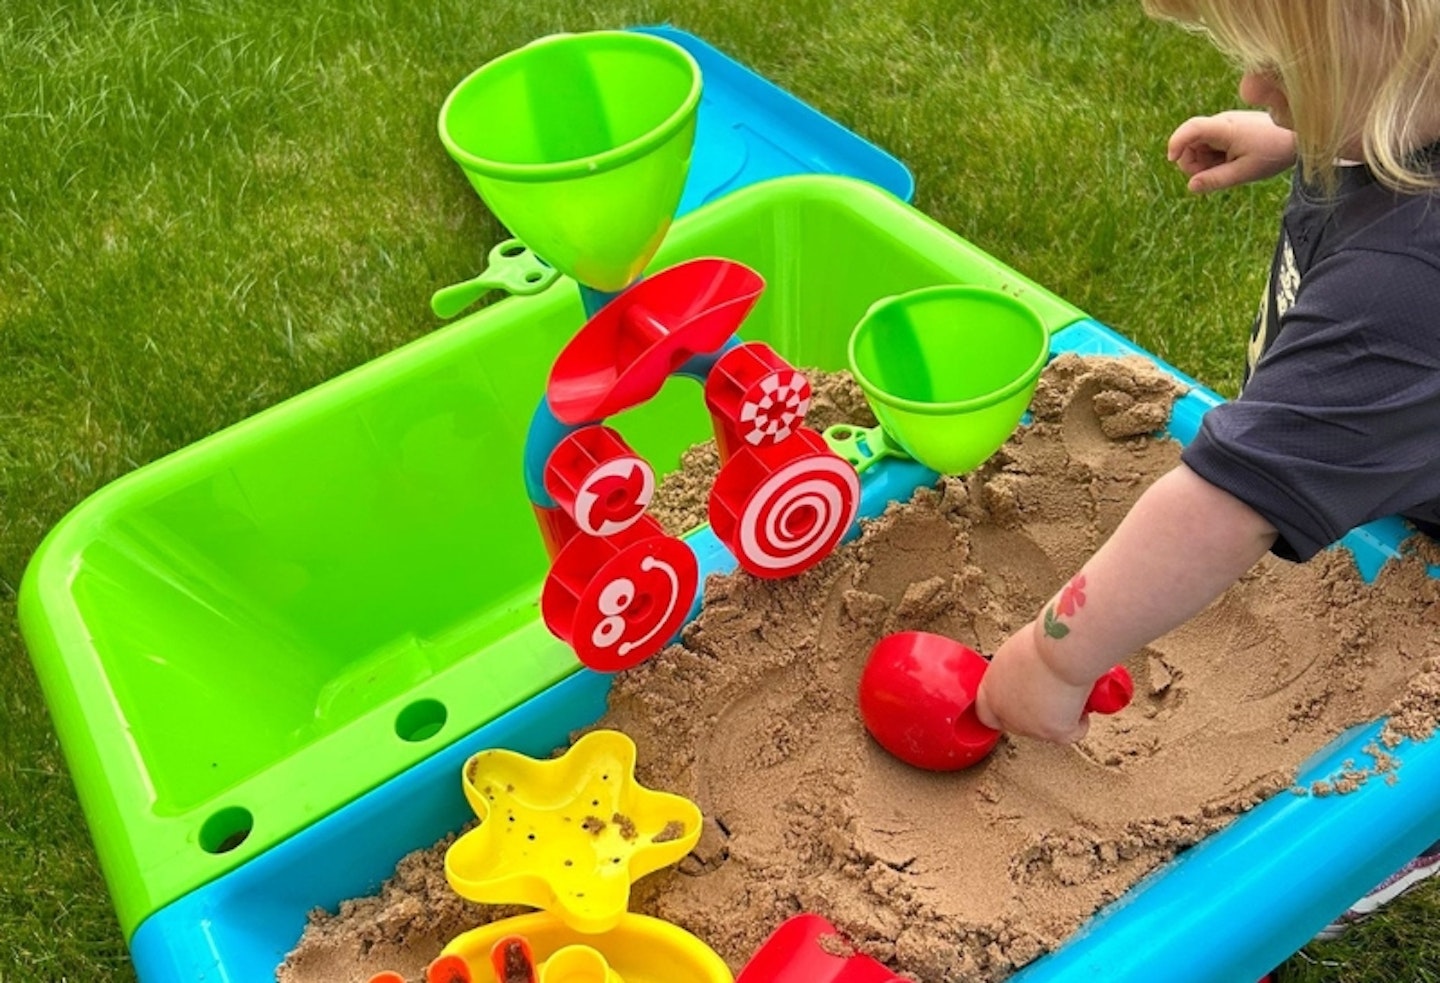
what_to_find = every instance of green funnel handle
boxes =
[431,238,560,319]
[821,423,910,475]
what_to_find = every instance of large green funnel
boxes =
[848,286,1050,475]
[439,32,701,293]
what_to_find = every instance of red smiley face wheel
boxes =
[709,428,861,580]
[540,516,700,672]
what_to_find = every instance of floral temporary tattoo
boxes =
[1042,573,1087,639]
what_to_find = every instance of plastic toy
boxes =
[545,259,764,423]
[445,729,701,933]
[707,424,861,579]
[527,296,863,652]
[525,257,765,562]
[423,729,730,983]
[836,284,1050,476]
[539,514,700,672]
[482,935,622,983]
[736,914,902,983]
[436,31,867,670]
[424,911,732,983]
[702,341,814,462]
[48,179,1438,978]
[538,946,622,983]
[524,257,860,667]
[437,31,702,295]
[431,239,559,319]
[857,630,1134,771]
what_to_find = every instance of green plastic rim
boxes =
[848,285,1050,416]
[438,31,702,184]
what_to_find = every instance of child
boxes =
[974,0,1440,936]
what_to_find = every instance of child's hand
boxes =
[973,620,1094,744]
[1166,110,1297,193]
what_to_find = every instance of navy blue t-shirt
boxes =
[1181,154,1440,561]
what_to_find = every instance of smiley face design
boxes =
[540,516,699,672]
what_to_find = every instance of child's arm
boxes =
[974,463,1277,742]
[1167,110,1297,194]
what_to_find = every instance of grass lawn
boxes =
[2,1,1436,980]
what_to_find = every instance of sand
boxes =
[278,355,1440,983]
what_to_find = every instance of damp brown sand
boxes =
[279,356,1440,983]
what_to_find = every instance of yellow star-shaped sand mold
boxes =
[446,729,702,934]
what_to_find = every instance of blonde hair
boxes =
[1143,0,1440,194]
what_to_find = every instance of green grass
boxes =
[1286,891,1440,983]
[1,1,1434,980]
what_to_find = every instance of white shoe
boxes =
[1314,845,1440,941]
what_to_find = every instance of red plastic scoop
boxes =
[736,913,904,983]
[857,630,1134,771]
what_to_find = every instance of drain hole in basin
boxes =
[396,698,448,742]
[200,806,253,854]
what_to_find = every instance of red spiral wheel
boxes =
[708,428,860,579]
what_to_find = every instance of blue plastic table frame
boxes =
[131,319,1440,983]
[636,26,916,211]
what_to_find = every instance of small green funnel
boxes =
[438,32,701,293]
[848,285,1050,475]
